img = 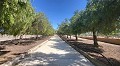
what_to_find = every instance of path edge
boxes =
[59,36,107,66]
[0,37,51,66]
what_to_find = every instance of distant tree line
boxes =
[57,0,120,47]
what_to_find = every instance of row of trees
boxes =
[0,0,55,39]
[31,13,55,37]
[57,0,120,47]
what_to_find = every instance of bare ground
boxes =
[0,36,51,64]
[60,35,120,66]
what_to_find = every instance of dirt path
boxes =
[15,35,94,66]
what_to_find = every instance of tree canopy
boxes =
[31,13,55,36]
[0,0,55,37]
[57,0,120,47]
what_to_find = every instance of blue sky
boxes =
[31,0,87,29]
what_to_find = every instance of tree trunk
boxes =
[93,29,98,47]
[67,35,68,38]
[36,35,38,40]
[75,34,78,41]
[20,35,23,39]
[18,35,23,45]
[70,35,71,39]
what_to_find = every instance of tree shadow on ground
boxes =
[67,39,83,41]
[0,39,35,45]
[0,36,45,45]
[48,41,74,53]
[0,51,10,56]
[17,52,93,66]
[108,58,120,66]
[0,45,10,56]
[49,38,63,42]
[90,53,120,66]
[61,36,120,66]
[67,39,104,54]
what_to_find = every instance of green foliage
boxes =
[44,24,55,36]
[58,0,120,46]
[57,19,71,35]
[85,0,120,35]
[70,10,86,35]
[31,12,55,36]
[0,0,35,36]
[60,0,120,36]
[0,0,54,37]
[70,10,80,35]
